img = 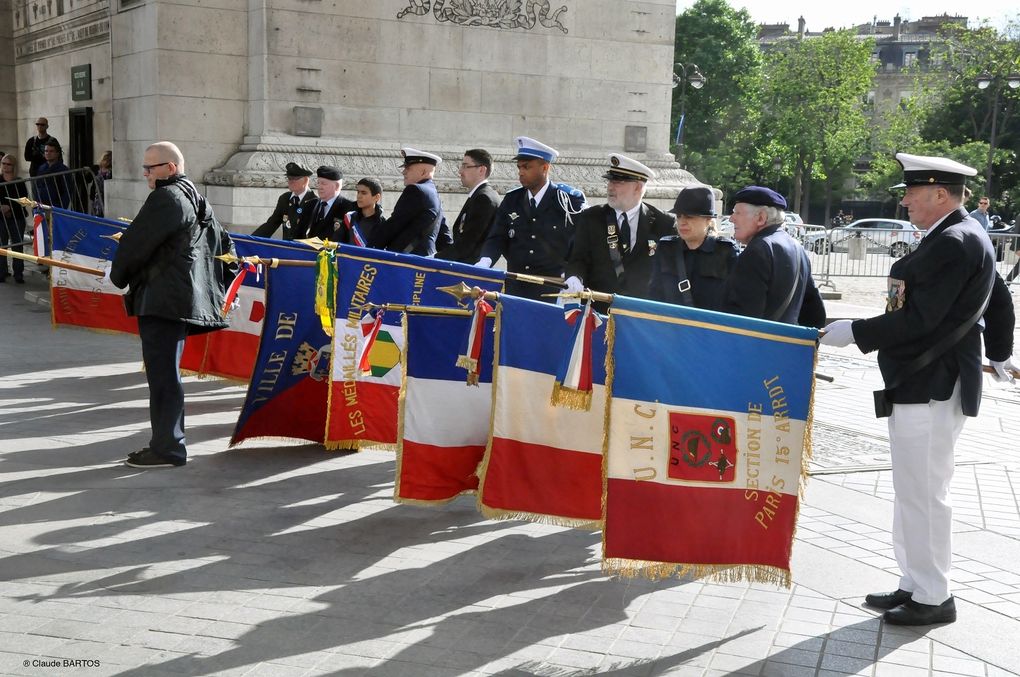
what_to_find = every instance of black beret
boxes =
[669,185,716,217]
[732,186,787,210]
[316,165,342,181]
[285,162,312,178]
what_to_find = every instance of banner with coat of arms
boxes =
[602,296,818,586]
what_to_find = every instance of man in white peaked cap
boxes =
[369,147,447,256]
[477,136,586,301]
[821,152,1016,625]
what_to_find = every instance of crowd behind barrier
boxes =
[0,167,103,219]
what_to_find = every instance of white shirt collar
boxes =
[529,181,551,206]
[921,208,957,238]
[292,188,310,201]
[467,180,488,199]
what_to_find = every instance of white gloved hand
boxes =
[819,319,856,347]
[475,257,493,269]
[564,276,584,294]
[990,357,1017,383]
[102,267,112,284]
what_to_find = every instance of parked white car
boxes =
[803,218,921,258]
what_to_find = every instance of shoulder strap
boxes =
[671,240,695,306]
[770,252,802,322]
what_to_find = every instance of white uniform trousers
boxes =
[887,379,965,606]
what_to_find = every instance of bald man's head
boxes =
[143,141,185,189]
[146,142,185,172]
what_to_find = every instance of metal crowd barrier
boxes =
[798,224,1020,287]
[1,169,103,261]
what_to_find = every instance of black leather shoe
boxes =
[864,589,912,610]
[883,597,956,626]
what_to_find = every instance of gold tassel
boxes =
[602,558,791,587]
[549,381,593,411]
[455,355,478,372]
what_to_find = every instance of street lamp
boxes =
[975,71,1020,195]
[672,62,706,167]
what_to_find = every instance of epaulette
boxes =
[553,182,585,199]
[504,185,526,196]
[658,235,680,243]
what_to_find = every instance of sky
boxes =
[675,0,1018,31]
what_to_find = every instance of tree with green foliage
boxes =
[673,0,763,191]
[918,21,1020,206]
[760,31,876,222]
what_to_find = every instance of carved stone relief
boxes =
[395,0,569,34]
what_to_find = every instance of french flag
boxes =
[603,296,818,585]
[477,295,606,528]
[551,300,604,410]
[396,308,495,505]
[32,211,46,258]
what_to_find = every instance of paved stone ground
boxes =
[1,269,1019,677]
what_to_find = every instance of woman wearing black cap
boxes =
[649,185,737,310]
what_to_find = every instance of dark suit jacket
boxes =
[721,225,825,328]
[852,209,1002,416]
[303,196,357,241]
[251,190,317,240]
[437,182,499,263]
[565,203,676,298]
[369,179,444,256]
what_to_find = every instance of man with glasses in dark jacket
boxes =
[109,141,234,468]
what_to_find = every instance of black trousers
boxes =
[0,217,25,280]
[138,316,188,462]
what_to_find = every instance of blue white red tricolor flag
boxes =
[395,308,495,505]
[551,299,604,410]
[32,211,46,258]
[455,297,494,385]
[343,211,367,247]
[477,295,606,528]
[602,296,818,586]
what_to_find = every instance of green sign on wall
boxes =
[71,65,92,101]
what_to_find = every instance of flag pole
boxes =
[436,281,501,304]
[0,247,104,277]
[215,253,315,268]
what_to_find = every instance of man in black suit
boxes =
[564,153,675,306]
[304,165,357,241]
[720,186,825,328]
[437,148,499,263]
[478,136,586,300]
[369,148,446,256]
[251,162,317,240]
[821,152,1017,626]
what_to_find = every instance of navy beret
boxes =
[733,186,787,210]
[317,165,342,181]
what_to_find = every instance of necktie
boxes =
[290,195,300,209]
[316,201,327,222]
[529,196,537,212]
[619,212,631,254]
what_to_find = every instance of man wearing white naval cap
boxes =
[478,136,586,301]
[564,153,675,308]
[821,152,1016,625]
[369,147,447,256]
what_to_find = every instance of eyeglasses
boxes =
[142,162,170,172]
[459,163,482,170]
[35,123,47,127]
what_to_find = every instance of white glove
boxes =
[990,357,1017,383]
[564,276,584,294]
[475,257,493,269]
[102,267,112,284]
[819,319,856,347]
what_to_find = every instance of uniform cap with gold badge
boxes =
[512,136,559,163]
[399,148,442,168]
[892,152,976,189]
[285,162,313,178]
[603,153,655,182]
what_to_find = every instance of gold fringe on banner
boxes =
[549,381,592,411]
[477,503,601,530]
[601,558,791,588]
